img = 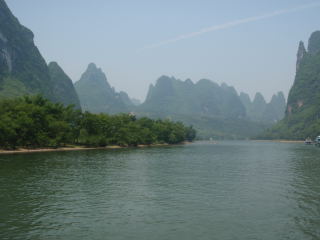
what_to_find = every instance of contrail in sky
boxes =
[139,2,320,51]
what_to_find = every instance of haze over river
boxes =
[1,141,320,240]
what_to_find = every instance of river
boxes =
[1,141,319,240]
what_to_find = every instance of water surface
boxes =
[1,141,320,240]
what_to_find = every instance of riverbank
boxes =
[252,139,304,143]
[0,143,180,155]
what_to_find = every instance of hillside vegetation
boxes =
[260,31,320,140]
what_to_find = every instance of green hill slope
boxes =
[260,31,320,140]
[0,0,81,107]
[0,0,54,100]
[48,62,81,109]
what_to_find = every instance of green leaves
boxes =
[0,95,79,149]
[78,112,195,147]
[0,95,196,149]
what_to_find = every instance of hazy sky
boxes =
[6,0,320,102]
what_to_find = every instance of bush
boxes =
[0,95,196,149]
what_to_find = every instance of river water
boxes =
[1,141,320,240]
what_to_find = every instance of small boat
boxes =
[305,138,313,145]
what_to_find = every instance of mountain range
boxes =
[134,75,285,138]
[0,0,289,139]
[139,76,245,119]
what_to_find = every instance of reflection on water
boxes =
[0,142,320,240]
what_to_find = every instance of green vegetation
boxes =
[0,0,55,100]
[136,76,274,139]
[259,31,320,140]
[257,106,320,140]
[0,0,81,107]
[136,111,270,140]
[0,0,287,141]
[0,95,196,150]
[0,76,29,99]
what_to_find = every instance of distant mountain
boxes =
[250,92,268,121]
[240,91,286,123]
[136,76,271,139]
[263,92,286,123]
[74,63,130,113]
[48,62,81,109]
[0,0,286,139]
[239,92,252,111]
[139,76,246,119]
[130,98,141,106]
[261,31,320,139]
[119,91,135,108]
[0,0,55,100]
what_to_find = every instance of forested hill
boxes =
[0,0,54,100]
[0,0,80,108]
[134,76,285,139]
[74,63,133,114]
[259,31,320,140]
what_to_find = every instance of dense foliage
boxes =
[0,95,196,149]
[259,31,320,140]
[256,108,320,140]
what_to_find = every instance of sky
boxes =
[6,0,320,102]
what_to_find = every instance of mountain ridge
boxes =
[0,0,81,108]
[135,75,284,138]
[74,63,132,114]
[48,62,81,109]
[260,30,320,139]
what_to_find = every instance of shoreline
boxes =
[251,139,304,143]
[0,143,180,155]
[0,140,306,155]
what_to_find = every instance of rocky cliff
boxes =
[0,0,81,108]
[0,0,55,100]
[261,31,320,139]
